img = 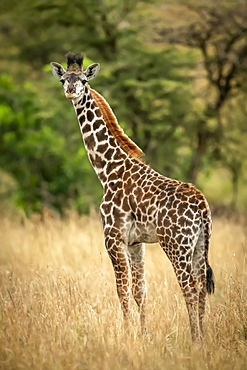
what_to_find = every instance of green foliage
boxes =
[0,0,246,214]
[0,74,102,214]
[93,45,196,180]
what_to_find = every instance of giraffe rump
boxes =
[66,52,84,71]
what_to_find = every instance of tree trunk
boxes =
[187,122,208,184]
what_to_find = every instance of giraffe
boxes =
[50,52,215,342]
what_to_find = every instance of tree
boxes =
[0,0,200,214]
[0,73,102,214]
[1,0,246,214]
[157,1,247,182]
[0,0,142,67]
[93,45,196,180]
[220,98,247,209]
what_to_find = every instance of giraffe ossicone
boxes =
[50,53,215,342]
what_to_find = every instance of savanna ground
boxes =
[0,210,246,370]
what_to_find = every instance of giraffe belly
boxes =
[128,221,158,245]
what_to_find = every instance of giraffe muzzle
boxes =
[66,93,76,100]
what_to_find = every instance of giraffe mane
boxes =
[89,87,144,160]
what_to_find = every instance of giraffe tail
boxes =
[206,265,215,294]
[202,202,215,295]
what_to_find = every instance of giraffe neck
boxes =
[72,86,143,186]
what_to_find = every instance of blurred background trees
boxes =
[0,0,246,215]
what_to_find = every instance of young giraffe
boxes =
[50,53,215,342]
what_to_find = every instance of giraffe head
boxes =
[50,52,100,100]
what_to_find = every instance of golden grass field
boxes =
[0,210,246,370]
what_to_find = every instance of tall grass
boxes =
[0,211,246,369]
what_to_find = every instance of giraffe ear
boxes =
[85,63,100,81]
[50,62,66,78]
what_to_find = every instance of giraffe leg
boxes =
[175,263,201,343]
[159,241,202,342]
[105,236,131,326]
[198,289,207,334]
[192,228,207,335]
[127,243,147,333]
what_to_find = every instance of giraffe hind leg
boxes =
[192,227,215,335]
[199,266,214,334]
[127,243,147,333]
[159,239,202,342]
[175,258,201,342]
[176,261,202,342]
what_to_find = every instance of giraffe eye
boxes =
[60,79,65,85]
[82,79,87,85]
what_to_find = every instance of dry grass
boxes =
[0,211,246,370]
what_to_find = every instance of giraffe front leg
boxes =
[105,235,131,327]
[128,243,147,333]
